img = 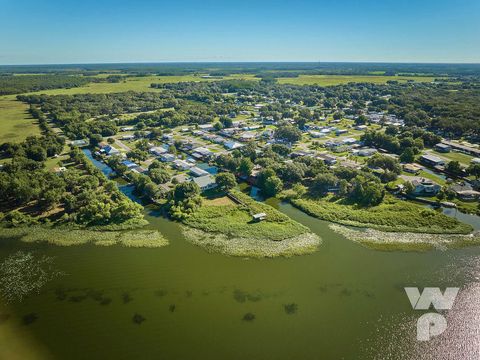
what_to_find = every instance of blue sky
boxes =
[1,0,479,64]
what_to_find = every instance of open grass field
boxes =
[0,95,40,143]
[22,74,258,96]
[278,74,437,86]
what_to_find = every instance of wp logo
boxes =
[405,287,459,341]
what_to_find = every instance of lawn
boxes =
[278,75,437,86]
[430,150,474,165]
[291,195,472,234]
[0,95,40,143]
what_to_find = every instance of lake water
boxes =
[0,156,479,359]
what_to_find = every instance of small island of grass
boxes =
[181,190,321,258]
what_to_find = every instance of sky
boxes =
[1,0,479,65]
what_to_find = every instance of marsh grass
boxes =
[132,313,145,325]
[292,196,472,234]
[0,227,168,248]
[330,224,480,251]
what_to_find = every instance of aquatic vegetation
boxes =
[284,303,298,315]
[183,227,321,259]
[0,251,63,303]
[330,224,480,251]
[154,289,168,297]
[122,292,133,304]
[242,313,255,322]
[340,288,352,297]
[0,227,169,248]
[169,304,176,312]
[22,313,38,325]
[185,290,193,298]
[132,313,145,324]
[54,287,68,301]
[233,289,262,303]
[99,297,112,306]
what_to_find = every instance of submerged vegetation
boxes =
[0,251,63,303]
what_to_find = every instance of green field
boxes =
[0,95,40,143]
[278,74,437,86]
[22,74,259,96]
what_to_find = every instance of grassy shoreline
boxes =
[181,190,321,258]
[0,226,168,248]
[290,196,472,234]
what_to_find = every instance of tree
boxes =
[400,147,415,163]
[445,161,463,176]
[468,164,480,179]
[310,173,338,197]
[355,115,368,125]
[263,176,283,197]
[216,172,237,192]
[173,182,200,202]
[274,125,302,143]
[238,157,254,176]
[149,168,170,184]
[89,134,103,147]
[350,176,384,206]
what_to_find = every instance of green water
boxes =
[1,201,480,359]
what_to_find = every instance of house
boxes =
[341,138,357,145]
[121,135,135,141]
[224,141,243,150]
[239,132,257,142]
[252,213,267,222]
[191,147,214,160]
[150,146,167,156]
[403,163,423,174]
[336,129,348,136]
[70,139,88,147]
[193,175,217,191]
[316,153,337,165]
[120,126,135,132]
[356,148,378,157]
[122,160,138,169]
[355,125,368,131]
[420,154,446,167]
[450,183,480,201]
[101,145,120,156]
[435,143,451,153]
[190,166,210,177]
[173,159,192,170]
[198,124,214,131]
[410,177,441,196]
[309,131,325,138]
[160,153,175,162]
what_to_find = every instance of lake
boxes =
[0,155,479,359]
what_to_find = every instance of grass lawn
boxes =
[0,95,40,143]
[291,195,472,234]
[183,190,309,241]
[430,150,474,165]
[277,75,437,86]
